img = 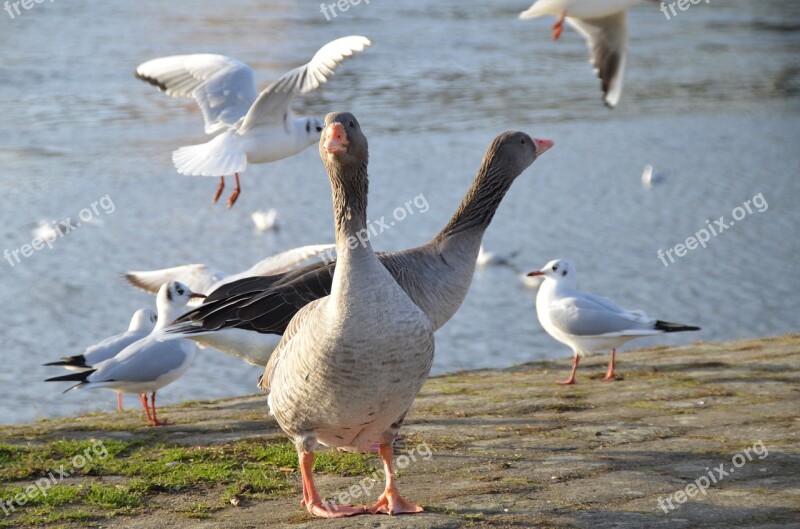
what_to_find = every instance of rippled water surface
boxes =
[1,0,798,424]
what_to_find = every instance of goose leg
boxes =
[227,173,241,209]
[556,354,579,385]
[139,394,153,424]
[212,176,225,204]
[368,443,423,515]
[299,451,365,518]
[149,392,170,426]
[117,393,123,412]
[602,349,617,382]
[552,11,566,41]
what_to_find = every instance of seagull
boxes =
[527,259,700,384]
[477,244,519,268]
[45,282,205,426]
[519,0,647,107]
[43,308,158,411]
[135,36,372,208]
[124,243,333,301]
[251,208,279,233]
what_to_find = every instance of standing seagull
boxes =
[43,308,158,411]
[262,113,434,518]
[135,36,372,207]
[519,0,645,107]
[45,282,205,426]
[527,259,700,384]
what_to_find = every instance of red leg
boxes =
[368,443,424,515]
[602,349,617,382]
[556,354,580,385]
[117,393,123,412]
[227,173,241,208]
[149,392,170,426]
[139,393,153,424]
[552,11,566,41]
[212,176,225,204]
[299,451,365,518]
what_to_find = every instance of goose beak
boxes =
[324,123,350,155]
[533,138,554,156]
[526,270,545,277]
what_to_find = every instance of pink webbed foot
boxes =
[368,488,424,515]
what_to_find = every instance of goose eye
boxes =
[316,126,323,132]
[348,120,355,128]
[520,138,526,145]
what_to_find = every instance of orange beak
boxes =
[533,138,554,156]
[324,123,350,155]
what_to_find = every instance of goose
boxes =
[527,259,700,384]
[519,0,647,107]
[165,131,553,365]
[124,243,333,300]
[43,308,158,411]
[262,112,434,517]
[45,282,204,426]
[135,36,371,207]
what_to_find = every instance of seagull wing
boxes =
[567,12,628,107]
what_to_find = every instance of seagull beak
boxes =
[533,138,554,156]
[526,270,545,277]
[189,293,207,300]
[324,123,350,155]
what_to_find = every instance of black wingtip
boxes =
[134,70,168,92]
[44,369,95,383]
[655,320,701,333]
[42,355,87,368]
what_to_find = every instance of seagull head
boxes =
[129,308,158,332]
[527,259,576,286]
[304,117,324,145]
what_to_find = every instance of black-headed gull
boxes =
[124,243,333,300]
[527,259,700,384]
[251,208,279,233]
[519,0,646,107]
[135,36,372,207]
[43,308,158,411]
[45,282,205,426]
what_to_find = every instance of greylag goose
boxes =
[527,259,700,384]
[135,36,371,207]
[43,308,158,411]
[165,131,553,364]
[519,0,646,107]
[45,282,205,426]
[262,112,434,517]
[124,243,333,301]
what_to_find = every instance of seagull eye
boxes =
[306,122,310,133]
[177,288,184,295]
[562,270,567,276]
[552,265,557,272]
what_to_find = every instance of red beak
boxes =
[324,123,349,155]
[533,138,554,156]
[526,270,544,277]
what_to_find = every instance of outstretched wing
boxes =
[567,12,628,108]
[136,54,259,133]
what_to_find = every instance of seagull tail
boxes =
[654,321,701,333]
[45,370,95,383]
[42,355,87,368]
[172,130,247,177]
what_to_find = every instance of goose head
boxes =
[319,111,368,172]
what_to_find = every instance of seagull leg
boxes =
[602,349,617,382]
[227,173,241,209]
[117,393,123,412]
[212,176,225,204]
[556,354,580,385]
[149,392,170,426]
[139,393,153,424]
[299,451,365,518]
[552,11,566,41]
[368,442,424,515]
